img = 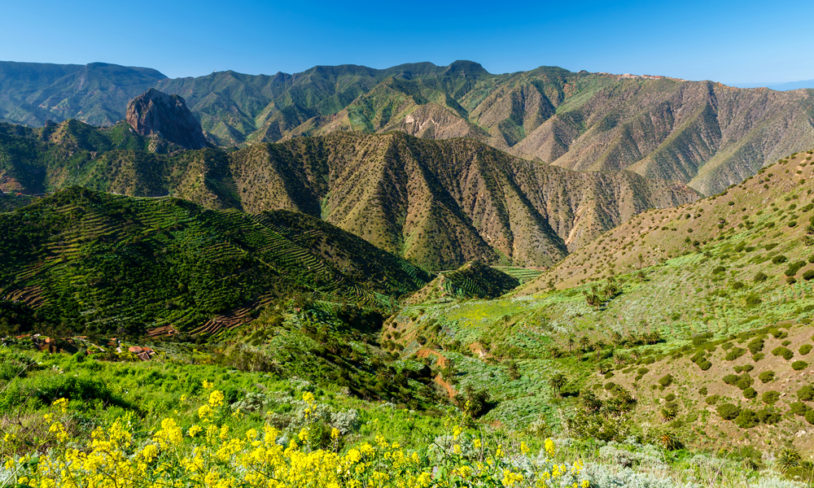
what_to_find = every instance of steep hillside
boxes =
[524,149,814,291]
[406,261,520,303]
[0,62,166,126]
[2,61,814,194]
[384,148,814,454]
[157,63,814,195]
[0,122,699,269]
[0,188,429,336]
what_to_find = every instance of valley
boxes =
[1,59,813,488]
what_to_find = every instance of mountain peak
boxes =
[125,89,208,149]
[444,60,488,76]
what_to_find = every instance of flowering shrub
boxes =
[3,385,591,488]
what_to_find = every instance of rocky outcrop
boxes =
[126,89,208,149]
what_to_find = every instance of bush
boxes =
[753,272,768,282]
[762,391,780,404]
[772,255,788,264]
[785,260,806,276]
[797,385,814,401]
[790,402,810,416]
[696,358,712,370]
[717,403,741,420]
[743,387,757,399]
[772,346,794,360]
[756,408,781,424]
[661,402,679,420]
[723,374,739,385]
[725,347,746,361]
[456,386,492,418]
[735,374,753,390]
[658,374,674,388]
[792,361,808,371]
[745,294,761,307]
[759,371,776,384]
[770,328,788,339]
[747,338,765,354]
[734,409,759,428]
[804,270,814,281]
[800,344,813,355]
[806,409,814,425]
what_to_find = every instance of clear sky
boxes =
[2,0,814,84]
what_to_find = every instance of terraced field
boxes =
[0,188,430,336]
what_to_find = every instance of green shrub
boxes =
[806,409,814,425]
[792,361,808,371]
[734,409,759,428]
[661,402,679,420]
[745,294,762,307]
[762,391,780,404]
[753,272,768,282]
[725,347,746,361]
[658,374,674,388]
[743,387,757,399]
[735,374,754,390]
[756,408,781,424]
[772,346,793,360]
[797,385,814,401]
[705,395,720,405]
[785,261,806,276]
[804,270,814,281]
[772,255,788,264]
[747,338,765,354]
[723,374,739,385]
[759,371,775,383]
[800,344,813,355]
[717,403,741,420]
[770,328,788,339]
[790,402,810,416]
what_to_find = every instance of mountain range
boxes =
[0,119,699,269]
[3,60,814,196]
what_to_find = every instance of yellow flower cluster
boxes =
[4,392,591,488]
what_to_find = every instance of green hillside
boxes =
[0,61,166,126]
[3,61,814,194]
[0,121,699,270]
[407,261,520,303]
[0,188,429,336]
[386,149,814,457]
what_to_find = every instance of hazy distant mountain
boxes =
[0,61,166,126]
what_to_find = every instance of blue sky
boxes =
[2,0,814,84]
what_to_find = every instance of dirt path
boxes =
[416,348,455,399]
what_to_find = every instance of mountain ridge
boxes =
[0,120,700,269]
[3,59,814,195]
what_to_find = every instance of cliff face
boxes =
[126,89,208,149]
